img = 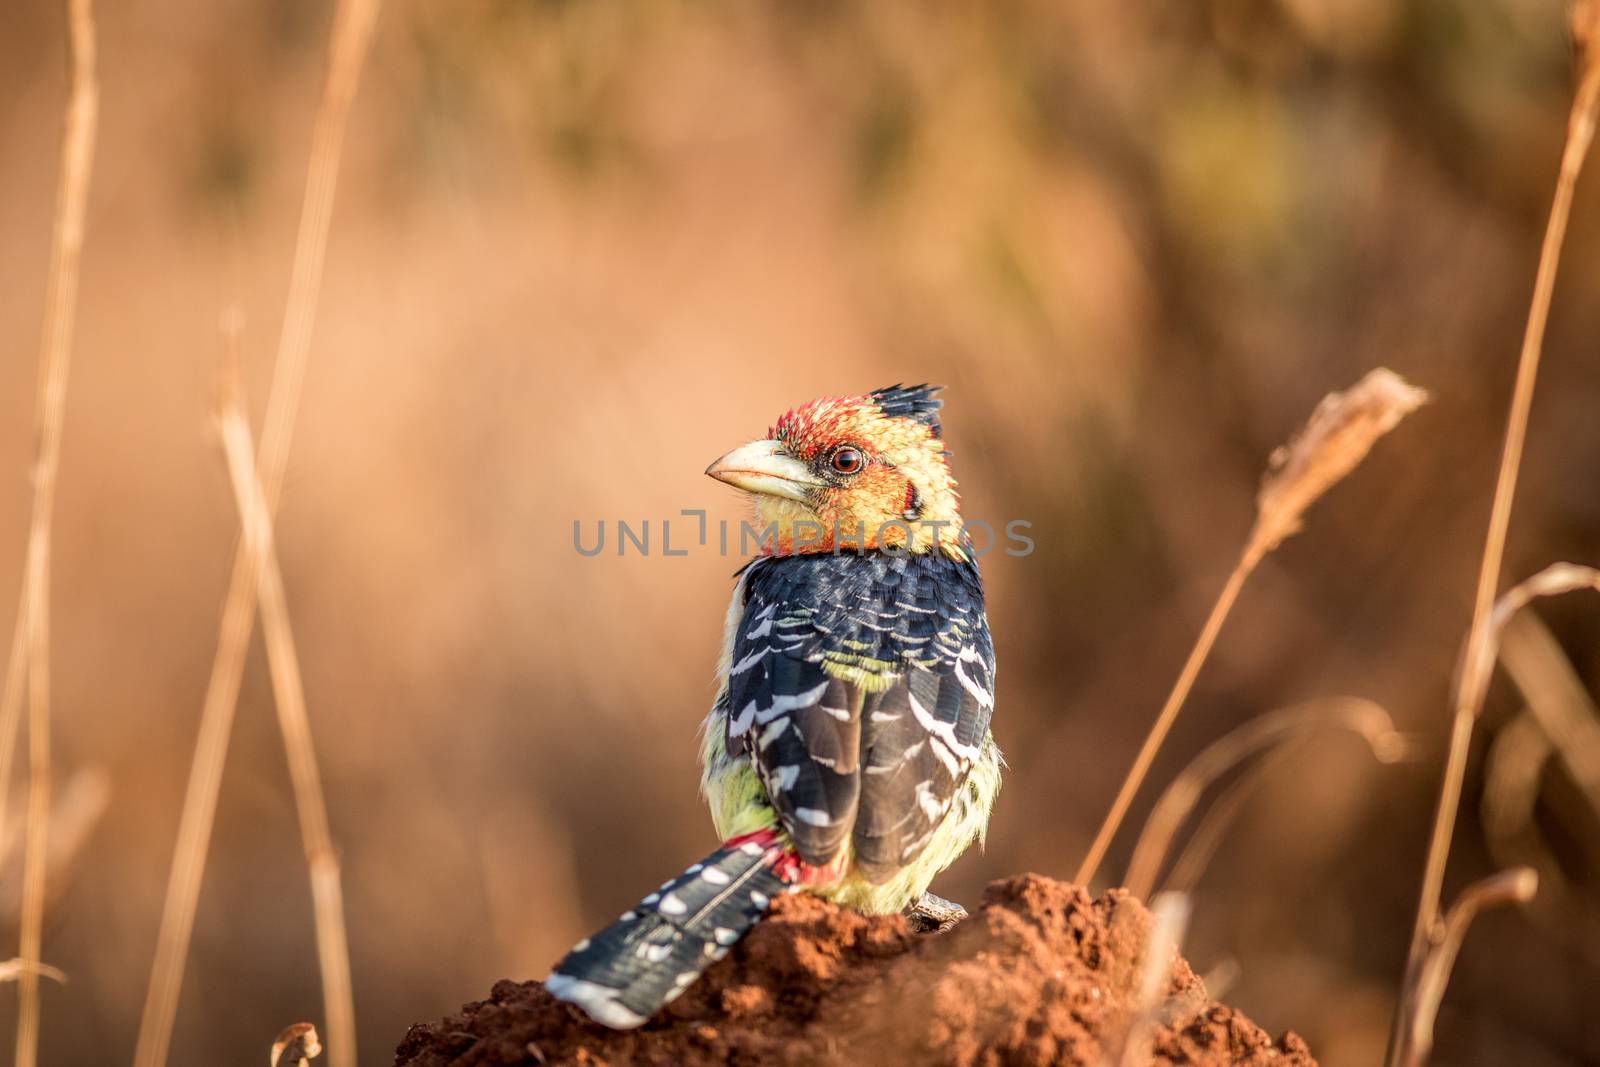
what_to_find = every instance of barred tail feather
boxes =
[545,838,791,1029]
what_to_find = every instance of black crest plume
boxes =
[870,383,944,430]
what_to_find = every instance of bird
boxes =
[545,383,1000,1029]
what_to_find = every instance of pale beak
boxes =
[705,439,820,504]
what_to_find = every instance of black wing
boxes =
[723,573,862,864]
[726,552,994,877]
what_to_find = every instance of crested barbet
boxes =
[546,384,1000,1028]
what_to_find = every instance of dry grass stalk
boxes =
[1390,4,1600,1057]
[4,0,100,1063]
[1400,867,1539,1067]
[1198,957,1241,1002]
[0,599,29,847]
[0,959,69,986]
[0,767,111,924]
[132,3,381,1065]
[1392,562,1600,1062]
[1481,593,1600,966]
[1482,708,1600,966]
[1111,891,1191,1067]
[1498,604,1600,813]
[1075,369,1427,887]
[1488,561,1600,634]
[217,375,356,1067]
[1395,564,1600,1049]
[1123,698,1407,900]
[1247,369,1431,564]
[272,1023,324,1067]
[1160,743,1300,897]
[1481,713,1549,852]
[1162,707,1424,895]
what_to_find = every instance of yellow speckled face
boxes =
[706,387,966,557]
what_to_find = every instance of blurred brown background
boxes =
[2,0,1599,1063]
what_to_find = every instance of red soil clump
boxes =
[394,874,1316,1067]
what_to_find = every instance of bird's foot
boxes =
[905,891,967,933]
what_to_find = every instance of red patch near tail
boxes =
[725,830,843,888]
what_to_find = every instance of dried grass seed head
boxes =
[1250,367,1429,561]
[271,1023,323,1067]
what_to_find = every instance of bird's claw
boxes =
[905,891,967,933]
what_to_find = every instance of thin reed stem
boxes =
[12,0,98,1063]
[1123,698,1403,901]
[1109,892,1191,1067]
[132,2,380,1065]
[218,386,356,1067]
[1077,366,1425,891]
[1400,868,1538,1067]
[1388,17,1600,1065]
[0,598,29,841]
[1075,551,1254,887]
[1160,743,1298,896]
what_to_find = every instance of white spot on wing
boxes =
[914,780,948,821]
[926,735,961,775]
[795,807,833,827]
[744,604,777,640]
[907,689,981,761]
[729,645,770,676]
[758,718,789,749]
[729,700,758,737]
[866,739,924,775]
[955,646,995,709]
[701,866,731,886]
[755,681,831,724]
[659,892,687,916]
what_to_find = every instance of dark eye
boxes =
[830,446,865,475]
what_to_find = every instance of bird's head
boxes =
[706,384,965,558]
